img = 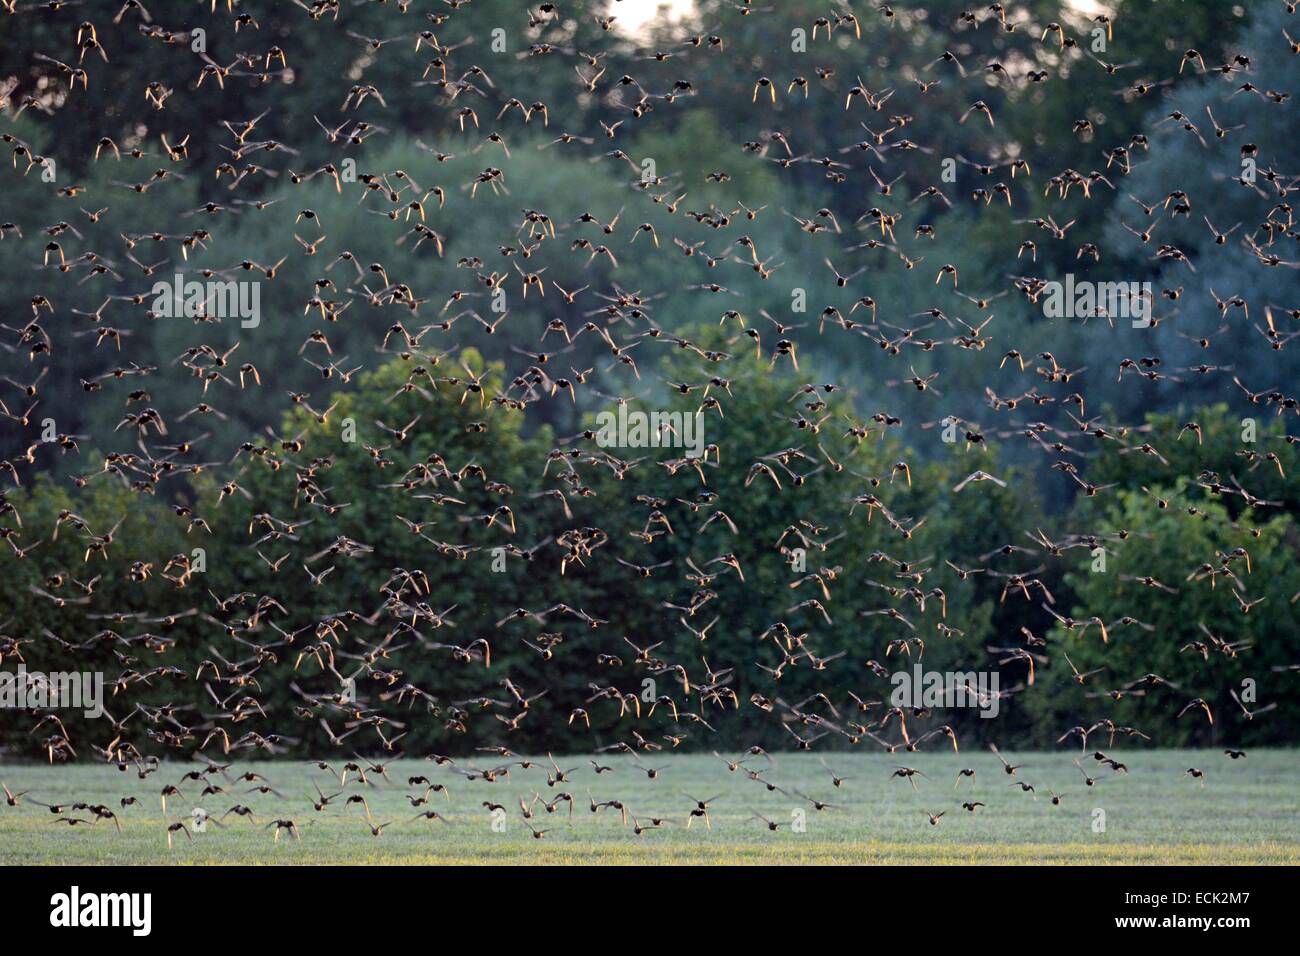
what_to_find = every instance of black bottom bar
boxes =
[14,865,1290,941]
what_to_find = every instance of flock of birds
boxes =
[0,0,1297,848]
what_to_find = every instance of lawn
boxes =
[1,749,1295,864]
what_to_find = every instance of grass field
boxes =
[1,749,1296,864]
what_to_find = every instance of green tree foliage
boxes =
[1022,406,1300,746]
[2,335,1048,756]
[1026,485,1300,748]
[1,2,1296,761]
[0,469,203,755]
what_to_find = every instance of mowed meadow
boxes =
[1,750,1296,864]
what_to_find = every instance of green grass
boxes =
[1,749,1296,864]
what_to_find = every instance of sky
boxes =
[611,0,1112,32]
[614,0,697,34]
